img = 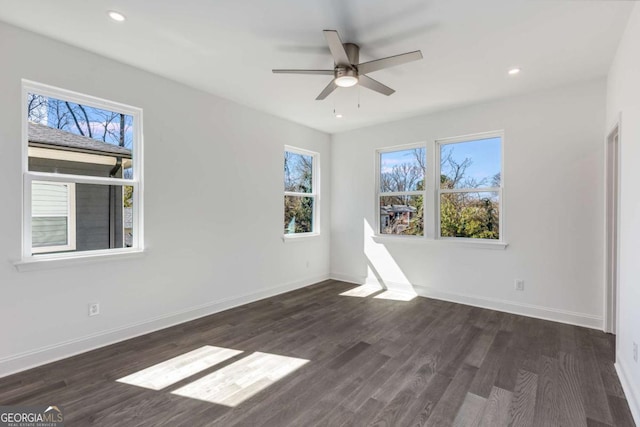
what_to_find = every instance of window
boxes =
[375,132,504,246]
[437,132,503,241]
[22,80,143,260]
[376,146,426,236]
[284,147,318,235]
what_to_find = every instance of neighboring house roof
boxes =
[380,205,417,215]
[28,122,132,158]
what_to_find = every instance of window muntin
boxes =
[284,148,318,235]
[437,134,502,241]
[377,147,426,236]
[22,81,143,259]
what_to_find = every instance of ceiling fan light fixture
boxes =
[335,75,358,87]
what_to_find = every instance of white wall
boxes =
[606,3,640,423]
[331,79,606,329]
[0,22,331,377]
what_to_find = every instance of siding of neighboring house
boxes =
[32,182,70,247]
[123,207,133,248]
[29,157,124,251]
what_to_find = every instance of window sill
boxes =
[372,235,508,250]
[282,233,321,243]
[13,249,146,272]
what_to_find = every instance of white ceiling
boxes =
[0,0,633,133]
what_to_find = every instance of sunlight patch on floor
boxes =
[339,284,383,297]
[171,352,309,407]
[374,290,417,301]
[116,345,243,390]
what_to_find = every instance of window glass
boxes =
[440,192,500,239]
[32,182,70,248]
[380,148,425,192]
[379,195,423,236]
[438,135,502,240]
[284,152,313,193]
[377,147,425,236]
[284,149,318,235]
[284,196,314,234]
[440,137,501,189]
[24,83,142,259]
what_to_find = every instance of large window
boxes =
[375,132,504,244]
[284,147,318,236]
[437,132,502,241]
[376,146,426,236]
[22,80,143,260]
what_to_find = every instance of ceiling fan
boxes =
[273,30,423,100]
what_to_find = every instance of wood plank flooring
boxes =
[0,280,635,426]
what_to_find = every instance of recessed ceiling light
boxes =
[335,114,343,119]
[108,11,126,22]
[508,67,521,75]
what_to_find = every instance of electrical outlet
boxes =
[634,342,638,363]
[89,303,100,316]
[515,280,525,291]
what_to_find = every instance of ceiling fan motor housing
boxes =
[335,67,358,79]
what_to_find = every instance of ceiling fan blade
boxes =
[358,75,395,96]
[358,50,423,75]
[316,79,337,100]
[323,30,351,66]
[272,69,334,75]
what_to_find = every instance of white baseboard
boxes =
[330,272,602,330]
[616,360,640,425]
[413,285,602,329]
[0,274,331,379]
[330,272,366,285]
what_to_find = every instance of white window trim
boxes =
[20,80,144,263]
[31,181,76,254]
[435,130,505,244]
[283,145,320,239]
[375,142,427,239]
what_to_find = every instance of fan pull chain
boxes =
[358,86,361,109]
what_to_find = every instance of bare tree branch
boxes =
[77,104,92,138]
[65,101,85,136]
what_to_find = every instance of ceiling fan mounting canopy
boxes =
[273,30,423,100]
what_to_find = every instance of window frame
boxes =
[435,130,505,243]
[21,79,144,261]
[373,132,506,248]
[283,145,320,238]
[375,142,427,239]
[30,181,77,254]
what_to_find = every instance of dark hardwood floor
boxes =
[0,280,635,426]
